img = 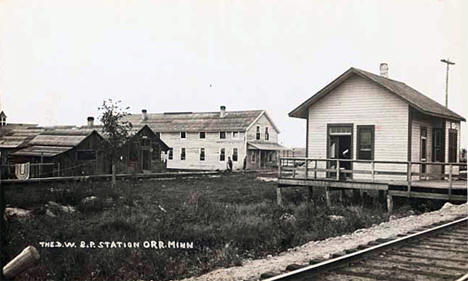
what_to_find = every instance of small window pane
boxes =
[181,148,186,160]
[220,131,226,139]
[200,132,205,139]
[357,126,374,160]
[200,148,205,161]
[220,148,225,161]
[233,148,238,162]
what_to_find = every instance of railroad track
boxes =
[264,216,468,281]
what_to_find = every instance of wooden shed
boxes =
[11,129,107,177]
[122,125,170,173]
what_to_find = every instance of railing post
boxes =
[448,163,453,200]
[305,159,308,179]
[407,161,412,197]
[314,160,317,179]
[293,159,296,178]
[371,161,375,182]
[278,158,281,179]
[336,159,340,181]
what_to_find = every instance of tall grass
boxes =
[5,175,387,281]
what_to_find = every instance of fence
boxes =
[1,160,100,180]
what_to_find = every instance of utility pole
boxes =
[440,58,455,108]
[0,152,5,281]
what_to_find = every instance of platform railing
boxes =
[279,157,467,198]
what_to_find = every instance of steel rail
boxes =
[263,216,468,281]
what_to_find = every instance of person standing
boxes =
[227,157,233,172]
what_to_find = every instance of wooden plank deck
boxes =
[277,158,467,204]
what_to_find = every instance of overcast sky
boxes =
[0,0,466,148]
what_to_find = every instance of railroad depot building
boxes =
[124,107,286,170]
[289,64,465,181]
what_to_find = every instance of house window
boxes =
[256,126,260,140]
[200,132,205,139]
[0,117,5,126]
[200,148,205,161]
[180,132,186,139]
[357,125,374,160]
[180,148,186,160]
[232,131,239,139]
[168,148,173,160]
[420,127,427,161]
[432,128,444,162]
[232,148,238,162]
[140,137,150,147]
[220,131,226,139]
[77,150,96,160]
[265,127,269,141]
[220,148,225,161]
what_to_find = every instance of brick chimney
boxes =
[87,116,94,127]
[142,109,148,121]
[380,63,389,78]
[220,106,226,118]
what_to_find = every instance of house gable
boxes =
[306,74,409,164]
[290,67,465,122]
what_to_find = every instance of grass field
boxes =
[5,173,389,281]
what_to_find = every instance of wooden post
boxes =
[407,162,412,197]
[278,158,281,179]
[340,190,346,203]
[371,161,375,182]
[276,186,282,206]
[336,159,340,181]
[386,192,393,215]
[325,187,331,207]
[3,246,40,278]
[314,160,317,179]
[292,159,296,178]
[39,153,44,177]
[0,152,5,278]
[308,186,314,201]
[111,164,116,188]
[448,164,453,200]
[305,159,308,179]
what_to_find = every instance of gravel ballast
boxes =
[180,202,467,281]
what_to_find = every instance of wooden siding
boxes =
[246,113,279,143]
[161,131,246,170]
[306,75,409,180]
[161,112,281,170]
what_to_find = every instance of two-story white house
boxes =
[124,106,285,170]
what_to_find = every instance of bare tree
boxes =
[98,99,132,188]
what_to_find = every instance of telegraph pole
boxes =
[440,58,455,108]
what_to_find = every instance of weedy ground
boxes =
[5,173,411,280]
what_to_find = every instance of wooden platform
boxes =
[277,158,467,205]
